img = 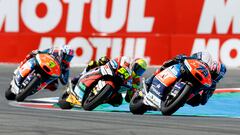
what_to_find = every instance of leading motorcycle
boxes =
[130,59,212,115]
[58,60,131,111]
[5,53,61,102]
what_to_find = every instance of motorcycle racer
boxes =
[16,45,74,92]
[71,56,147,107]
[145,51,226,107]
[108,57,148,106]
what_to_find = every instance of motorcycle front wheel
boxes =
[15,76,40,102]
[5,85,16,100]
[161,83,192,116]
[83,84,113,111]
[129,92,148,115]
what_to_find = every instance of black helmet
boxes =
[98,56,110,65]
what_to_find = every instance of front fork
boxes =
[15,58,36,87]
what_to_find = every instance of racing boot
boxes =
[65,81,85,107]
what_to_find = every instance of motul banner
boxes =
[0,0,239,67]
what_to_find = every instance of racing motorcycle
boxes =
[129,59,212,115]
[58,61,131,111]
[5,53,61,102]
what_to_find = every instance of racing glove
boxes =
[186,94,201,107]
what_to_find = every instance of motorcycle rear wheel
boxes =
[15,76,40,102]
[83,84,113,111]
[58,91,74,109]
[5,85,16,100]
[161,83,192,116]
[129,92,148,115]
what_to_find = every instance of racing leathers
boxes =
[18,47,73,91]
[73,56,146,107]
[145,52,226,107]
[103,56,146,107]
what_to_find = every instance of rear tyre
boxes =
[58,91,73,109]
[16,76,40,102]
[129,92,147,115]
[83,84,113,111]
[5,85,16,100]
[161,83,192,116]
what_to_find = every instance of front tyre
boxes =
[58,91,73,109]
[15,76,40,102]
[5,85,16,100]
[129,92,147,115]
[161,83,192,116]
[83,84,113,111]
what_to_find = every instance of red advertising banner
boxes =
[0,0,239,67]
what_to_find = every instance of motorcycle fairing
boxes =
[73,66,113,101]
[36,54,61,77]
[17,58,36,79]
[155,64,182,87]
[79,68,103,88]
[144,85,163,109]
[184,59,212,87]
[10,79,20,94]
[101,64,113,76]
[143,64,182,109]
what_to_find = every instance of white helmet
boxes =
[191,51,213,67]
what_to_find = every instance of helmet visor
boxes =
[64,54,73,62]
[133,64,145,76]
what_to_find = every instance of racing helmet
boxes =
[131,58,147,77]
[98,56,110,66]
[210,60,227,82]
[60,45,74,63]
[191,51,213,68]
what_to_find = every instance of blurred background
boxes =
[1,0,239,68]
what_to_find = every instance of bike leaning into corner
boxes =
[5,53,61,102]
[58,56,133,111]
[130,58,212,115]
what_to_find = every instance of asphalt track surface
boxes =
[0,64,240,135]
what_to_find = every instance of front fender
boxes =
[105,81,116,89]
